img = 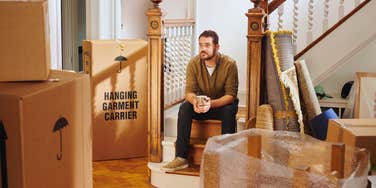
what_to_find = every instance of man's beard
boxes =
[200,49,216,61]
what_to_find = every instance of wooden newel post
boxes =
[147,0,164,162]
[245,0,266,126]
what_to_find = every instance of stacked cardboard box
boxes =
[326,119,376,165]
[82,39,148,161]
[0,0,50,81]
[0,70,92,188]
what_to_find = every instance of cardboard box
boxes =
[82,39,148,161]
[0,1,50,81]
[327,119,376,165]
[0,70,92,188]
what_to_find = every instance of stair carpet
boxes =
[148,105,247,188]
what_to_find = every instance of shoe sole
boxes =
[160,164,189,172]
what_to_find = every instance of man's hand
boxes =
[192,98,202,113]
[194,96,211,113]
[187,93,211,113]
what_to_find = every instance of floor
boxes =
[93,157,155,188]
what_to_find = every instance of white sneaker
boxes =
[161,157,189,172]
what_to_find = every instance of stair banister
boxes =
[147,0,164,163]
[245,0,267,128]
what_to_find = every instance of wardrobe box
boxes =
[326,119,376,165]
[82,39,148,161]
[0,70,92,188]
[0,1,50,81]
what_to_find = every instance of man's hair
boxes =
[199,30,219,45]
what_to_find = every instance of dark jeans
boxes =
[175,99,239,159]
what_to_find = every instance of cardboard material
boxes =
[0,70,92,188]
[83,39,148,161]
[0,1,50,81]
[327,119,376,165]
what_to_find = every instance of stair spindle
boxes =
[278,4,284,30]
[323,0,329,32]
[293,0,299,53]
[339,0,345,18]
[307,0,314,44]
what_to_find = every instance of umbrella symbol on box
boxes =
[52,117,69,160]
[0,120,8,188]
[114,55,128,73]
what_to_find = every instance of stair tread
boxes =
[192,119,221,124]
[191,119,222,139]
[191,138,210,148]
[167,164,200,176]
[162,137,207,147]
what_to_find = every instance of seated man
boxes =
[162,30,239,172]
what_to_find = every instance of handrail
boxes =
[268,0,286,14]
[164,19,195,27]
[294,0,371,60]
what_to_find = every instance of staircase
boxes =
[148,106,247,187]
[145,0,373,187]
[148,120,220,187]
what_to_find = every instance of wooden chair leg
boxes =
[293,165,310,187]
[248,135,261,159]
[331,143,345,178]
[247,135,262,186]
[203,152,220,188]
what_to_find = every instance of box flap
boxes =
[0,70,87,98]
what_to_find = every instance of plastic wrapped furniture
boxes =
[200,129,369,188]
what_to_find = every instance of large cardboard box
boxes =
[82,39,148,161]
[0,70,92,188]
[0,1,50,81]
[326,119,376,165]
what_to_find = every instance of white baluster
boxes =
[278,4,284,31]
[339,0,345,18]
[307,0,314,44]
[323,0,329,32]
[293,0,299,53]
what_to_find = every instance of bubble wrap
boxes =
[200,129,369,188]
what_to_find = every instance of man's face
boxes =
[199,36,218,61]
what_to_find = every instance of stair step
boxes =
[164,106,248,138]
[191,119,222,139]
[148,162,200,188]
[189,138,206,166]
[167,164,200,176]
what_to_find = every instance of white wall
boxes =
[196,0,252,101]
[320,37,376,98]
[48,0,62,69]
[120,0,151,39]
[160,0,188,19]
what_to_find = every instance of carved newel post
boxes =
[147,0,164,162]
[245,0,267,127]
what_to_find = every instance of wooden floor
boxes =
[93,157,155,188]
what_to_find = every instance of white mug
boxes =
[196,95,209,107]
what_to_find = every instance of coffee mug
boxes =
[196,95,209,107]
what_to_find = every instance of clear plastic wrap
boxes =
[200,129,369,188]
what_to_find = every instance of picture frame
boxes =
[354,72,376,118]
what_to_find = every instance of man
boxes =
[161,30,239,172]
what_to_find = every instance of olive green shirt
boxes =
[185,53,239,99]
